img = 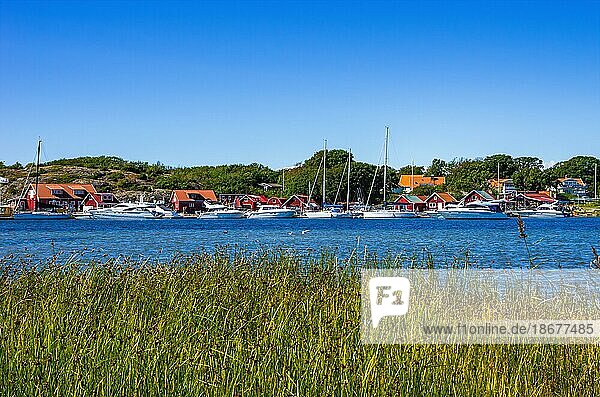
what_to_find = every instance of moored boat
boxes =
[89,203,163,219]
[247,205,296,218]
[363,209,418,219]
[304,210,333,218]
[14,211,72,220]
[362,127,418,219]
[13,140,72,220]
[331,207,352,218]
[150,204,182,218]
[198,202,245,219]
[304,139,334,218]
[510,203,571,218]
[438,201,508,220]
[72,211,94,219]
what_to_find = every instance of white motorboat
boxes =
[150,204,181,218]
[303,208,352,218]
[198,202,245,219]
[247,205,296,218]
[438,201,508,220]
[72,211,94,219]
[331,207,352,218]
[363,209,417,219]
[13,211,72,220]
[89,203,163,219]
[305,210,334,218]
[135,195,181,218]
[511,203,571,218]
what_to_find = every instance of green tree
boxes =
[446,160,491,193]
[513,167,546,191]
[351,161,381,204]
[411,184,445,197]
[514,156,543,170]
[426,159,448,176]
[397,164,425,176]
[545,156,599,188]
[512,156,547,191]
[482,154,517,179]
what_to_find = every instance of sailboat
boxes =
[305,140,334,218]
[363,126,417,219]
[13,140,72,220]
[330,149,353,218]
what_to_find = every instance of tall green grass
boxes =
[1,248,598,396]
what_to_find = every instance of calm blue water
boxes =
[0,217,599,268]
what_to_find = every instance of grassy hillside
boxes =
[0,157,279,203]
[0,163,162,203]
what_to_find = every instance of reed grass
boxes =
[1,248,598,396]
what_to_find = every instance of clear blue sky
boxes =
[1,1,598,169]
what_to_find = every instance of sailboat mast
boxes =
[595,163,598,200]
[411,160,414,192]
[34,139,41,212]
[346,149,351,212]
[322,139,327,208]
[307,181,311,211]
[497,162,501,198]
[383,126,389,205]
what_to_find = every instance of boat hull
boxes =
[511,211,569,218]
[72,212,94,219]
[159,213,182,219]
[14,212,72,220]
[331,211,352,218]
[438,210,508,220]
[247,210,296,219]
[198,210,245,219]
[304,211,333,219]
[363,210,417,219]
[90,212,161,219]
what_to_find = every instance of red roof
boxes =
[239,194,268,203]
[30,183,96,200]
[520,193,556,203]
[282,194,315,207]
[172,190,218,202]
[426,192,457,203]
[399,175,446,189]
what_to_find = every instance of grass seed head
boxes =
[515,215,527,239]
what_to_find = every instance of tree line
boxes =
[406,154,598,200]
[1,153,598,203]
